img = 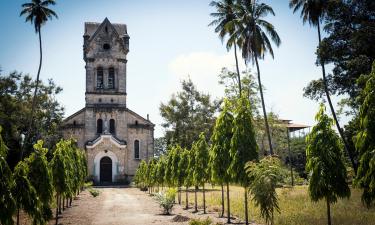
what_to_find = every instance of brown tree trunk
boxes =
[227,182,231,224]
[317,21,357,173]
[185,186,189,209]
[326,198,332,225]
[254,53,273,155]
[286,127,294,186]
[234,43,242,96]
[22,26,43,160]
[244,187,249,225]
[221,184,225,218]
[17,208,20,225]
[58,195,62,214]
[194,186,198,212]
[203,183,206,214]
[55,194,59,225]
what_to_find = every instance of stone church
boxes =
[62,18,154,184]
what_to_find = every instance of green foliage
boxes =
[218,68,260,114]
[171,145,183,186]
[178,148,189,187]
[246,156,283,225]
[229,97,259,186]
[189,217,213,225]
[156,156,166,187]
[0,126,16,225]
[134,160,148,190]
[154,137,168,157]
[302,0,375,106]
[154,188,177,215]
[354,61,375,208]
[88,188,100,197]
[0,71,64,168]
[306,104,350,203]
[193,133,210,186]
[210,99,234,184]
[12,160,43,224]
[160,78,219,149]
[25,140,53,223]
[164,148,175,186]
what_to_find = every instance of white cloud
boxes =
[167,51,246,98]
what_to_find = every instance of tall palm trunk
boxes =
[317,22,357,173]
[226,182,231,224]
[234,43,242,96]
[254,53,274,155]
[21,26,43,160]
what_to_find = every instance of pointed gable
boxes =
[83,18,130,57]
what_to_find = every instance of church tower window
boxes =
[134,140,140,159]
[97,67,104,89]
[109,119,115,134]
[108,68,115,89]
[97,119,103,134]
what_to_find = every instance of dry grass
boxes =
[173,185,375,225]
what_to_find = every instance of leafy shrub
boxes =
[154,188,177,215]
[189,217,213,225]
[84,181,93,189]
[88,188,100,197]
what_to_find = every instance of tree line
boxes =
[136,97,286,225]
[0,129,87,225]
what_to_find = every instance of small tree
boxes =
[193,132,210,214]
[188,143,198,212]
[246,156,283,225]
[355,61,375,208]
[51,140,69,225]
[210,99,234,221]
[0,126,16,225]
[164,148,175,187]
[25,140,53,224]
[179,149,190,209]
[12,161,42,225]
[156,156,166,190]
[229,97,258,225]
[171,145,183,203]
[306,104,351,225]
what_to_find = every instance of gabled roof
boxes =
[126,108,155,126]
[62,107,85,123]
[84,18,128,41]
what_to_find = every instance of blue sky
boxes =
[0,0,346,137]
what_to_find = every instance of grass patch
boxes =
[173,185,375,225]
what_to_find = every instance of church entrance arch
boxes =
[100,156,112,183]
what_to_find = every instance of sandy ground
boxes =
[42,187,248,225]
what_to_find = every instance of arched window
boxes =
[109,119,115,134]
[108,67,115,89]
[97,67,104,89]
[134,140,140,159]
[97,119,103,134]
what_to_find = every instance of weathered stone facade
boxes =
[62,18,154,184]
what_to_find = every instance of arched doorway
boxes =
[100,156,112,183]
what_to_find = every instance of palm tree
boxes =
[209,0,243,96]
[20,0,58,158]
[289,0,357,173]
[229,0,281,155]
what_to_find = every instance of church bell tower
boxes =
[83,18,130,108]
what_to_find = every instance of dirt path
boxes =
[49,187,245,225]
